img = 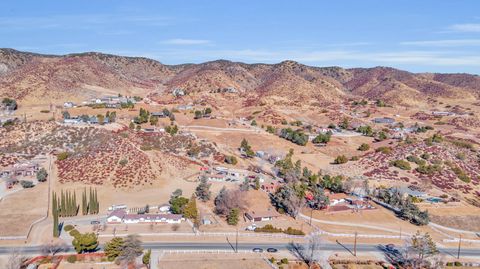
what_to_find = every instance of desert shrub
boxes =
[20,180,34,188]
[407,155,426,166]
[333,155,348,164]
[390,160,411,170]
[266,125,276,134]
[64,224,75,232]
[448,139,474,150]
[375,146,392,154]
[451,166,470,183]
[420,153,430,160]
[57,152,70,161]
[67,255,77,263]
[284,227,305,235]
[224,155,238,165]
[416,164,442,175]
[40,110,50,113]
[358,143,370,151]
[455,152,466,160]
[280,258,289,264]
[350,156,359,161]
[254,224,283,233]
[119,159,128,166]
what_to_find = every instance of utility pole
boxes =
[309,208,313,226]
[457,234,462,259]
[235,228,238,253]
[354,231,357,257]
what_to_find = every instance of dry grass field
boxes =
[158,253,271,269]
[0,181,48,236]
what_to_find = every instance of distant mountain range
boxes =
[1,48,480,106]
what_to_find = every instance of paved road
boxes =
[1,242,479,258]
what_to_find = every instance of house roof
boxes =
[326,192,348,200]
[246,209,280,219]
[124,213,182,221]
[108,209,127,219]
[108,209,182,221]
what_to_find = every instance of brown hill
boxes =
[1,48,479,106]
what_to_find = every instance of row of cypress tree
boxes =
[52,190,78,218]
[81,187,99,215]
[52,188,100,237]
[52,192,60,237]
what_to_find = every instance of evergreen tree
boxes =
[61,190,66,217]
[82,188,88,215]
[52,192,59,237]
[89,188,93,214]
[73,191,77,216]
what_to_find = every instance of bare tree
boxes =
[305,234,324,268]
[117,234,144,268]
[6,249,26,269]
[40,240,69,257]
[214,187,247,216]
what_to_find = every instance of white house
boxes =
[107,209,183,224]
[63,102,75,108]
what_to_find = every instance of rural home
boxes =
[172,88,186,97]
[107,209,183,224]
[245,209,280,222]
[261,182,280,193]
[63,102,75,108]
[372,117,395,124]
[326,192,349,206]
[1,161,40,178]
[393,187,427,199]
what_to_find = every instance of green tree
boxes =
[52,192,59,237]
[254,178,260,190]
[312,132,331,144]
[143,249,151,268]
[37,167,48,182]
[240,138,255,157]
[169,196,189,214]
[183,195,198,220]
[204,107,212,115]
[194,110,203,119]
[251,119,257,126]
[149,116,158,126]
[129,122,135,130]
[227,208,239,225]
[104,237,124,261]
[72,232,98,253]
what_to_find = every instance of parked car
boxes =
[385,244,396,251]
[267,248,278,253]
[245,224,257,231]
[252,248,263,253]
[90,220,100,225]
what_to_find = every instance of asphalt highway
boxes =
[0,242,479,258]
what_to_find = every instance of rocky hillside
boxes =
[1,48,479,106]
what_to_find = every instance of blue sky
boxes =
[1,1,480,74]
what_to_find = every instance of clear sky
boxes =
[1,1,480,74]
